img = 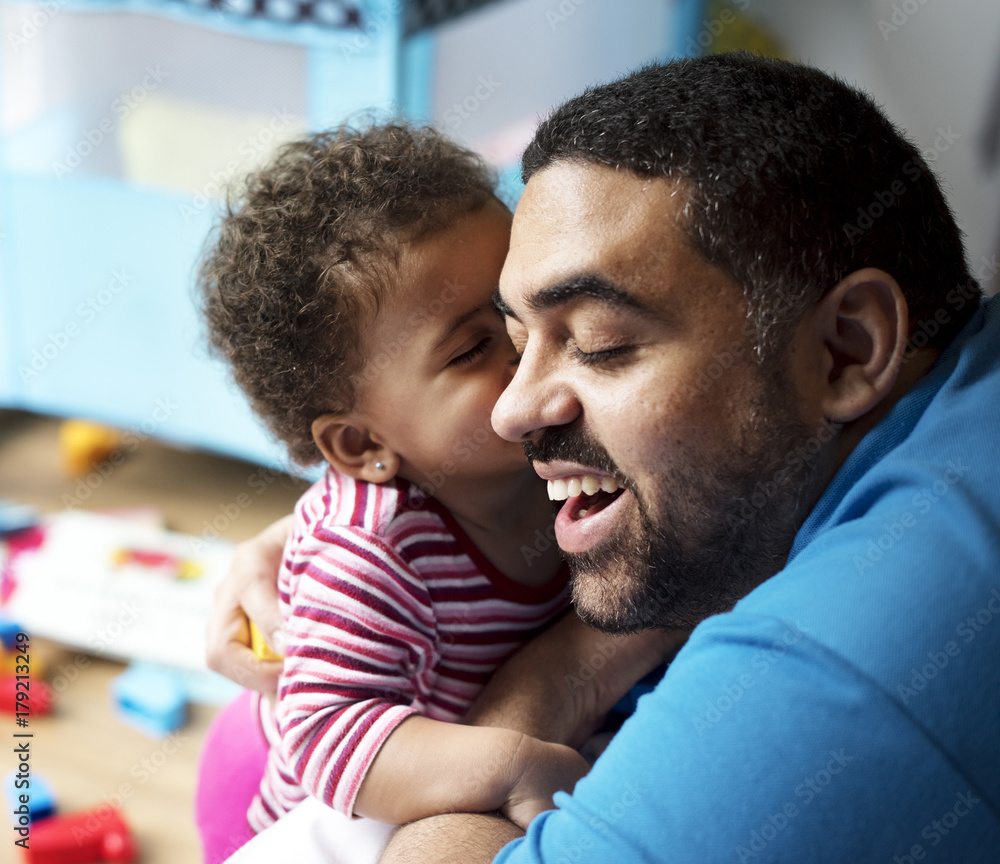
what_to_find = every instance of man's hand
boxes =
[205,514,293,696]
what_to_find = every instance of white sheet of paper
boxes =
[6,510,234,670]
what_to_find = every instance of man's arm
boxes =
[379,618,689,863]
[380,813,522,864]
[465,610,689,748]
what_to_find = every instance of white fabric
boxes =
[225,798,395,864]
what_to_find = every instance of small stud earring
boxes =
[375,461,385,471]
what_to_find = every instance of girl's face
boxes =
[352,199,530,495]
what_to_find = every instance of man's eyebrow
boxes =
[495,276,649,321]
[492,290,517,321]
[531,276,648,314]
[433,303,493,351]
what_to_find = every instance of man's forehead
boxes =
[501,162,689,308]
[512,161,671,232]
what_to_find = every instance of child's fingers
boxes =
[224,641,282,698]
[206,606,282,695]
[206,575,282,695]
[231,514,293,651]
[240,575,286,655]
[502,795,552,831]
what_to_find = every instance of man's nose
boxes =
[492,347,581,442]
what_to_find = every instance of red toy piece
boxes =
[112,548,177,568]
[3,676,53,716]
[111,547,204,580]
[21,805,138,864]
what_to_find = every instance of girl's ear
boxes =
[311,414,400,483]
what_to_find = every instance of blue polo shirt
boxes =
[496,296,1000,863]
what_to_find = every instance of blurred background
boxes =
[1,0,998,861]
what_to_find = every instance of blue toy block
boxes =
[111,664,187,738]
[0,613,24,650]
[4,769,57,823]
[0,500,39,536]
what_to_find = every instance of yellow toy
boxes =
[0,644,46,678]
[249,621,283,662]
[59,420,122,476]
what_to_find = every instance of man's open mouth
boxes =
[547,474,626,520]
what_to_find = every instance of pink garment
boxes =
[195,689,269,864]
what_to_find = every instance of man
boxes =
[212,54,999,862]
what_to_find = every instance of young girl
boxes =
[197,123,594,859]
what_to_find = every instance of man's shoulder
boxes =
[766,293,1000,641]
[506,608,1000,863]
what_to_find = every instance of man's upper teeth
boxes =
[547,474,620,501]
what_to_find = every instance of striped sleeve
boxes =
[274,523,439,817]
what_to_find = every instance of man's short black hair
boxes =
[523,52,978,355]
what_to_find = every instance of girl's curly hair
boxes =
[198,122,497,465]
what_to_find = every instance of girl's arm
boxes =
[207,514,688,748]
[353,715,588,828]
[275,525,587,828]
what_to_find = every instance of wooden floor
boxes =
[0,409,309,864]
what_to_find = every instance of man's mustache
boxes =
[522,426,622,479]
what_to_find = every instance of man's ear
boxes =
[311,414,400,483]
[805,267,909,424]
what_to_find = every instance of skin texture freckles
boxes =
[493,163,835,632]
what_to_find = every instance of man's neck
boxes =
[830,346,941,479]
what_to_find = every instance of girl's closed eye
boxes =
[449,336,493,366]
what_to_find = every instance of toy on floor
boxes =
[21,805,138,864]
[2,676,53,716]
[58,420,122,477]
[111,664,186,737]
[0,644,46,678]
[111,546,204,580]
[6,510,230,670]
[0,501,39,536]
[0,613,25,649]
[4,769,57,823]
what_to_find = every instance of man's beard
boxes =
[524,368,833,634]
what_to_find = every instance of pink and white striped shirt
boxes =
[247,469,569,832]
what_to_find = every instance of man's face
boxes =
[492,162,831,633]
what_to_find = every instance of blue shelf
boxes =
[0,0,701,469]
